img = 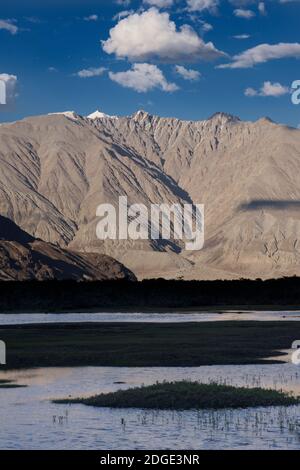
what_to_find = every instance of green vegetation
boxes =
[54,381,300,410]
[1,277,300,313]
[0,321,299,369]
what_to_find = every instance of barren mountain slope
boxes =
[0,111,300,279]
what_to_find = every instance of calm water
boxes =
[0,364,300,450]
[1,310,300,324]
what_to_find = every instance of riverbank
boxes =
[1,321,299,369]
[0,379,26,389]
[54,381,300,410]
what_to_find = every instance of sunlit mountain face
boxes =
[1,109,300,280]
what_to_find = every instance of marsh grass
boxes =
[2,321,300,369]
[0,379,27,388]
[54,381,300,410]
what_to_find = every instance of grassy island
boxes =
[54,381,300,410]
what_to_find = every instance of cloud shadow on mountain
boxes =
[238,200,300,211]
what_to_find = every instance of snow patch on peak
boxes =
[132,110,152,122]
[48,111,80,121]
[87,110,118,120]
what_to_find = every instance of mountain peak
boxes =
[87,110,118,120]
[256,116,275,125]
[48,111,80,120]
[132,110,152,121]
[208,112,240,124]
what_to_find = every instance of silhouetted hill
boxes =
[0,216,136,281]
[0,215,34,244]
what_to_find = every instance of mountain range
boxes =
[0,109,300,280]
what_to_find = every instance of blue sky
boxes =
[0,0,300,125]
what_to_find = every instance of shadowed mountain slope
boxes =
[0,215,136,281]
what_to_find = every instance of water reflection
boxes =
[1,310,300,325]
[0,364,300,449]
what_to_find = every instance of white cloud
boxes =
[113,10,134,21]
[84,15,98,22]
[0,19,18,35]
[234,9,256,18]
[258,2,266,15]
[0,74,18,102]
[261,81,289,96]
[109,63,179,92]
[229,0,256,5]
[190,16,213,33]
[25,16,42,24]
[244,87,257,96]
[187,0,219,12]
[201,22,213,32]
[115,0,131,5]
[233,34,250,39]
[143,0,174,7]
[218,42,300,69]
[175,65,201,81]
[245,81,289,97]
[75,67,107,78]
[102,8,225,63]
